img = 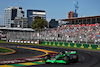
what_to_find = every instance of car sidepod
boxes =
[55,60,66,64]
[45,59,55,64]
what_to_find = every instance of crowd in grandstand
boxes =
[37,23,100,42]
[7,22,100,43]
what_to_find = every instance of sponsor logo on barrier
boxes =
[45,42,47,45]
[21,40,23,43]
[24,40,27,43]
[42,41,100,50]
[74,43,77,47]
[81,44,84,48]
[9,40,11,42]
[35,41,38,44]
[62,42,65,46]
[18,40,20,43]
[88,45,92,49]
[27,41,30,43]
[12,40,14,42]
[53,42,55,46]
[68,43,71,47]
[15,40,17,43]
[57,42,60,46]
[31,41,34,44]
[97,45,100,49]
[49,42,51,45]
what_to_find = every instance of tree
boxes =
[31,16,48,29]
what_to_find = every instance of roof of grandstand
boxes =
[60,15,100,21]
[0,27,35,31]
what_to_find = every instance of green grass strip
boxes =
[8,64,26,67]
[0,47,13,53]
[32,61,44,64]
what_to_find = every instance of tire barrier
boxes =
[41,41,100,50]
[8,40,40,44]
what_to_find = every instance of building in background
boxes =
[67,11,78,19]
[27,10,46,27]
[49,19,58,28]
[12,17,28,28]
[4,7,24,28]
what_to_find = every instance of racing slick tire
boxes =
[72,54,78,63]
[44,55,51,64]
[63,56,70,64]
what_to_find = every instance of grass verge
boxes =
[0,47,13,53]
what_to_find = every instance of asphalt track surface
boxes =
[0,44,45,60]
[0,43,100,67]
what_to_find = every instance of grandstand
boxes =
[2,15,100,45]
[61,15,100,24]
[33,15,100,44]
[0,28,35,41]
[0,27,35,31]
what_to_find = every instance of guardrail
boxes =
[41,41,100,50]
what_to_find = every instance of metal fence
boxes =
[7,23,100,45]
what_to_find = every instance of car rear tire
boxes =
[44,55,51,64]
[44,55,51,60]
[63,56,70,64]
[72,55,78,63]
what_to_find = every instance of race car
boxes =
[43,50,78,64]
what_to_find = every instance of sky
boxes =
[0,0,100,25]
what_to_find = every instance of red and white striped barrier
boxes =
[18,40,20,43]
[21,40,23,43]
[15,40,17,43]
[31,41,34,44]
[35,41,38,44]
[24,40,27,43]
[8,40,39,44]
[12,40,14,42]
[27,41,30,43]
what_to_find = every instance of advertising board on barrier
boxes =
[41,41,100,50]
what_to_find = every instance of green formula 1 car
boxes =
[43,50,78,64]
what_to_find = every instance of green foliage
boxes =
[31,16,48,29]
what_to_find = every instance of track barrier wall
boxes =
[41,41,100,50]
[8,40,40,44]
[7,40,100,50]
